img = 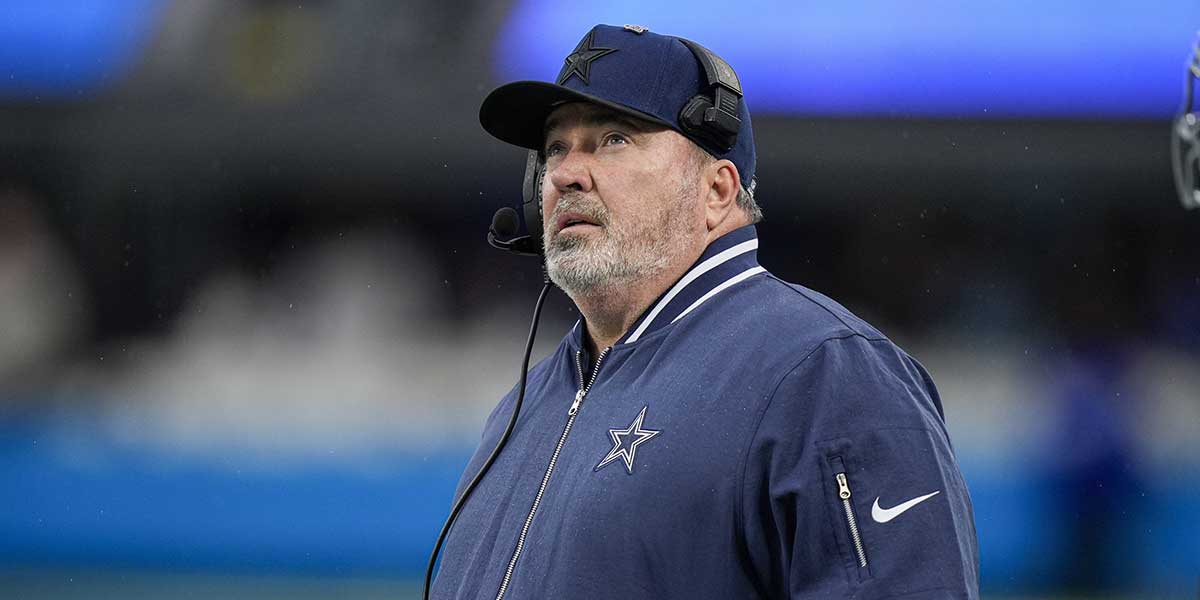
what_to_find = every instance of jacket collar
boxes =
[570,225,764,349]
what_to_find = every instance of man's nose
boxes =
[547,149,594,195]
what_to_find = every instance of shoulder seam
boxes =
[762,273,880,339]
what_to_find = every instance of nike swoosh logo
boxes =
[871,490,941,523]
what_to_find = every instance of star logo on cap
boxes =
[557,30,617,86]
[594,406,661,474]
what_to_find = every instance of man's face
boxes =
[540,102,707,298]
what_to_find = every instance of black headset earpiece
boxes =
[486,150,545,257]
[521,150,547,251]
[676,38,743,156]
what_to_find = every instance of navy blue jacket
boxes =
[433,225,979,599]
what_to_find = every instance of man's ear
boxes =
[705,159,741,232]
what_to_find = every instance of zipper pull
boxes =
[568,389,585,416]
[836,472,852,500]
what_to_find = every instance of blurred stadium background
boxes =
[0,1,1198,598]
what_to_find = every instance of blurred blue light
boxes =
[0,415,467,575]
[495,1,1197,118]
[0,0,166,99]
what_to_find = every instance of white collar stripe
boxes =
[670,266,766,325]
[624,239,759,344]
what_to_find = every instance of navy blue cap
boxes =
[480,24,756,190]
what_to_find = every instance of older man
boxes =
[431,24,979,599]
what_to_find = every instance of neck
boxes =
[573,277,674,355]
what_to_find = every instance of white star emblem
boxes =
[594,406,661,474]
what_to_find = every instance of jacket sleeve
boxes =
[739,334,980,599]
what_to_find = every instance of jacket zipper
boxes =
[835,470,869,569]
[495,347,609,600]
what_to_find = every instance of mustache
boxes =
[549,195,608,230]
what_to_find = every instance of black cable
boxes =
[422,281,553,599]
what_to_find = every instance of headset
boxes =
[486,151,546,257]
[423,37,744,599]
[676,38,744,158]
[1173,35,1200,211]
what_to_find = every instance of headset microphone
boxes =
[487,151,548,255]
[490,206,520,238]
[487,207,540,256]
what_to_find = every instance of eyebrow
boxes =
[542,110,655,144]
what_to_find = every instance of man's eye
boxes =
[603,133,628,146]
[544,143,566,157]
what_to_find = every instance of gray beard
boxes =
[545,223,675,297]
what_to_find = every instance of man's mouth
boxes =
[556,212,601,234]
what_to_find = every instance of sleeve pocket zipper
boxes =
[830,456,870,575]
